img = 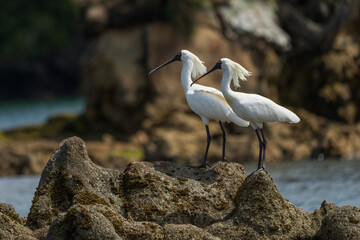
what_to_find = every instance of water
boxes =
[0,97,86,130]
[0,160,359,217]
[0,175,40,216]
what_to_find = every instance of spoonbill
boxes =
[192,58,300,173]
[148,50,249,167]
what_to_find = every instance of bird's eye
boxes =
[177,53,181,56]
[218,61,221,64]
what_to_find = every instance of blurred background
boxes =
[0,0,359,216]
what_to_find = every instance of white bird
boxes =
[192,58,300,173]
[148,50,249,167]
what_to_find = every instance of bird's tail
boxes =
[288,112,300,123]
[282,107,300,123]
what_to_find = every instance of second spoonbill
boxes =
[192,58,300,173]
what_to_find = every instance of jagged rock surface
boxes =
[0,203,36,240]
[207,171,320,239]
[1,137,359,239]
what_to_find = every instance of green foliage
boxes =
[0,0,78,59]
[0,131,6,141]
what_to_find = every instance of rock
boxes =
[1,136,360,239]
[0,203,26,226]
[26,137,125,230]
[123,161,245,227]
[81,29,148,134]
[0,140,56,177]
[0,203,36,240]
[218,0,291,51]
[46,203,165,240]
[277,10,360,123]
[79,0,166,36]
[319,121,360,160]
[207,171,319,239]
[46,204,122,240]
[314,205,360,240]
[263,109,360,162]
[144,112,236,165]
[84,5,108,34]
[164,224,220,240]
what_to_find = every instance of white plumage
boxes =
[192,57,300,173]
[228,93,300,129]
[187,83,249,127]
[149,50,249,167]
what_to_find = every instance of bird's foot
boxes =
[245,167,268,180]
[197,162,212,168]
[260,167,268,174]
[221,158,230,163]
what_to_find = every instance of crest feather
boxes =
[231,62,251,89]
[182,50,206,78]
[191,56,207,78]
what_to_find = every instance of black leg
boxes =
[199,125,211,168]
[219,122,230,163]
[246,128,268,179]
[260,129,267,169]
[255,129,263,170]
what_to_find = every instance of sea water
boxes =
[0,97,86,130]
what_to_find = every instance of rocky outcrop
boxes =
[207,171,319,239]
[1,137,359,239]
[81,29,148,134]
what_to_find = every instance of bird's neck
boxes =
[221,70,234,97]
[180,59,193,92]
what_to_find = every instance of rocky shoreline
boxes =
[1,137,359,239]
[0,137,143,177]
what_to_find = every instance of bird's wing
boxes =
[235,93,299,123]
[191,87,228,106]
[188,86,249,127]
[193,85,224,97]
